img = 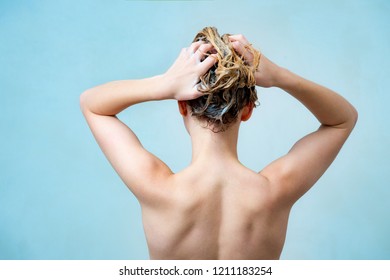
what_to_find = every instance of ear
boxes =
[241,102,254,122]
[178,101,188,116]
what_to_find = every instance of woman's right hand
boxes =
[229,34,282,88]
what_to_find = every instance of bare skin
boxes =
[80,36,357,259]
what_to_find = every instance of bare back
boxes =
[141,162,291,260]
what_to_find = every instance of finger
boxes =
[228,34,250,45]
[190,85,203,100]
[188,41,205,54]
[194,43,214,61]
[198,43,214,53]
[198,54,217,75]
[231,41,256,67]
[230,40,247,56]
[229,34,252,55]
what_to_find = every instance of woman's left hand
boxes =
[163,41,216,101]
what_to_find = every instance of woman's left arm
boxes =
[79,42,215,202]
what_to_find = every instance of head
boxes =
[180,26,260,133]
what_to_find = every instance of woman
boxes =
[80,27,357,259]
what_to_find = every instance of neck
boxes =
[189,121,240,165]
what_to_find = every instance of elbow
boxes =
[350,105,358,128]
[344,105,358,131]
[79,89,91,114]
[335,104,358,131]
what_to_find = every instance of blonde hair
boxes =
[187,26,260,132]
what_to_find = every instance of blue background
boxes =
[1,0,389,259]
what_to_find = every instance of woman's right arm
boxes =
[230,35,358,204]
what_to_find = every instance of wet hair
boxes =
[187,26,260,132]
